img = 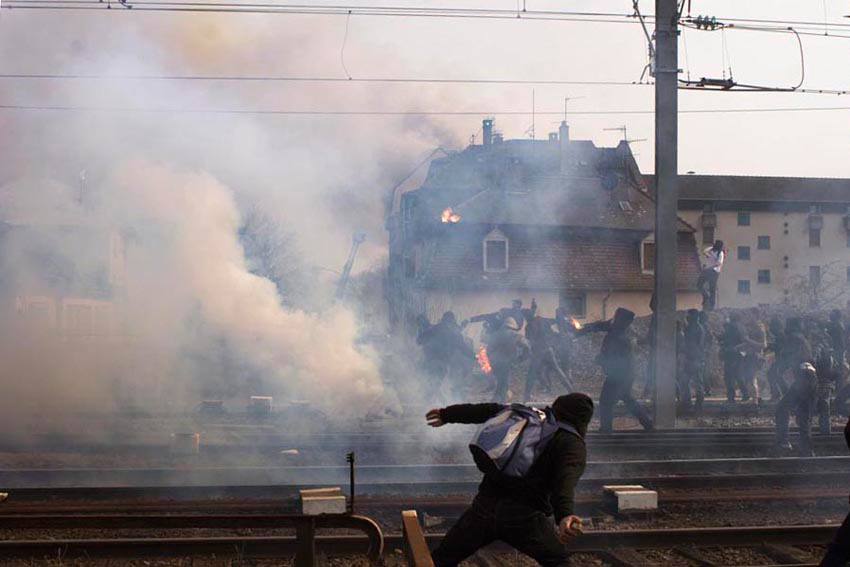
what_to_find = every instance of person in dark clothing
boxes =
[766,317,789,401]
[553,308,576,384]
[525,314,573,400]
[579,308,653,432]
[486,317,530,403]
[828,310,847,364]
[720,312,748,402]
[815,346,838,436]
[818,415,850,567]
[418,311,475,402]
[426,393,594,567]
[682,309,706,411]
[776,317,816,456]
[643,294,657,399]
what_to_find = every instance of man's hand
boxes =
[558,515,583,544]
[426,408,445,427]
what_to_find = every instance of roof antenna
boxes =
[563,95,585,124]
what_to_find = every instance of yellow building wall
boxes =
[680,209,850,309]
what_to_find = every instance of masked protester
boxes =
[766,317,789,401]
[681,309,706,412]
[776,317,816,457]
[525,314,573,401]
[418,311,475,402]
[720,312,748,402]
[486,317,529,403]
[426,393,594,567]
[579,308,653,432]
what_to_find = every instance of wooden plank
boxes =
[402,510,434,567]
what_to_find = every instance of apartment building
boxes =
[668,175,850,309]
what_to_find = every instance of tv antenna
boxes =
[603,125,647,145]
[563,95,585,123]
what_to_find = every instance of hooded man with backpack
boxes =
[425,393,594,567]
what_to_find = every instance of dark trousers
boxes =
[680,356,705,410]
[432,494,569,567]
[723,353,745,402]
[424,360,449,403]
[820,509,850,567]
[697,268,719,310]
[492,362,510,403]
[776,377,815,455]
[599,374,653,433]
[767,362,789,401]
[525,348,573,400]
[818,385,834,435]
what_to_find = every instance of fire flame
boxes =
[476,346,492,374]
[441,207,461,223]
[570,318,583,330]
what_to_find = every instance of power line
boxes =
[0,73,649,86]
[0,103,847,116]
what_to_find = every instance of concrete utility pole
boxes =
[653,0,679,429]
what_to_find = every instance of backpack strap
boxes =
[556,421,584,440]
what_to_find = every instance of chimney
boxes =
[559,121,570,174]
[482,118,494,148]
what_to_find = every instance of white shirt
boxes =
[703,247,725,273]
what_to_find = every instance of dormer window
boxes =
[484,229,509,272]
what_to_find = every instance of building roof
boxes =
[416,228,700,291]
[405,136,694,232]
[647,174,850,205]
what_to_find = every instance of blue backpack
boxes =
[469,404,582,478]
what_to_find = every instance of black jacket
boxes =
[439,403,586,522]
[579,321,634,379]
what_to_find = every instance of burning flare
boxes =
[569,317,583,330]
[476,346,492,374]
[441,207,461,223]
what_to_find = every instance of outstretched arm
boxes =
[426,403,506,427]
[576,320,612,336]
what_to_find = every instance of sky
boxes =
[1,0,850,269]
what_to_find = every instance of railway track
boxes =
[0,455,847,490]
[0,524,838,566]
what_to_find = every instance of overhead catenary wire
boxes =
[0,103,848,116]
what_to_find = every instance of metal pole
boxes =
[653,0,679,429]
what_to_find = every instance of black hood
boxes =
[552,393,594,438]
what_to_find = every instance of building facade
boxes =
[671,175,850,310]
[386,119,702,334]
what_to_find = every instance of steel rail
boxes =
[0,525,838,560]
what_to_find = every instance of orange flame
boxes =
[569,317,583,330]
[475,346,492,374]
[441,207,461,223]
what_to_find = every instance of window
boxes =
[810,228,821,247]
[702,227,715,246]
[483,230,508,272]
[738,212,751,226]
[619,200,633,212]
[560,292,586,318]
[642,241,656,273]
[758,269,771,284]
[738,246,750,261]
[810,266,821,289]
[738,280,751,294]
[65,304,93,336]
[758,236,770,250]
